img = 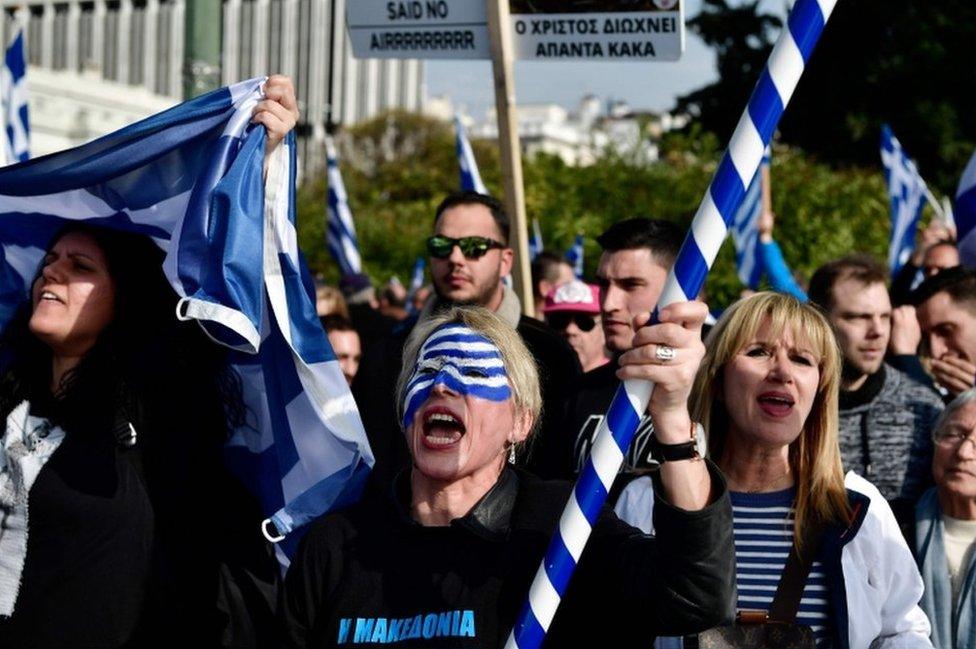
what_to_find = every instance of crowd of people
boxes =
[312,190,976,648]
[3,79,976,649]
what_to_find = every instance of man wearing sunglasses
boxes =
[353,191,581,489]
[544,280,609,373]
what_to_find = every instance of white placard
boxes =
[346,0,491,59]
[347,0,685,61]
[511,1,684,61]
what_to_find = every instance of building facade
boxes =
[1,0,424,172]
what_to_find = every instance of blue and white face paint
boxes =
[401,323,512,431]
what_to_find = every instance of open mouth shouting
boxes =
[421,406,466,449]
[757,391,795,418]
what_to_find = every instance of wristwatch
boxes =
[649,422,705,462]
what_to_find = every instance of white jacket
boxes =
[614,471,932,648]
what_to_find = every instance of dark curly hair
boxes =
[0,223,244,440]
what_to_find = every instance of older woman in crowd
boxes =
[913,388,976,648]
[282,303,734,648]
[617,292,931,647]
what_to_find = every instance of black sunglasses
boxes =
[546,312,598,332]
[426,235,505,260]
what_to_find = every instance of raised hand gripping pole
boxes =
[505,1,838,647]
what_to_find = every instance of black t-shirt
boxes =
[541,362,657,493]
[0,410,154,648]
[281,467,735,648]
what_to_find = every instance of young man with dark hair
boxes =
[321,314,362,385]
[353,191,581,488]
[539,218,685,488]
[531,251,575,319]
[808,255,942,504]
[912,266,976,398]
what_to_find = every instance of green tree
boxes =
[299,111,906,312]
[674,0,782,142]
[780,0,976,190]
[681,0,976,191]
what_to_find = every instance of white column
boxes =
[65,1,81,71]
[91,0,106,74]
[223,0,242,84]
[341,44,358,125]
[40,2,55,69]
[143,0,159,92]
[383,60,399,110]
[306,0,325,123]
[251,0,270,78]
[117,0,132,84]
[168,0,184,97]
[279,0,298,78]
[363,58,379,119]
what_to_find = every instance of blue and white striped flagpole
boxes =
[505,1,838,647]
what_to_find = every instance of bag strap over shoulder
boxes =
[768,520,826,623]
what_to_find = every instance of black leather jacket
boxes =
[281,463,735,648]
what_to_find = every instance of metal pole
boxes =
[486,0,532,316]
[183,0,222,99]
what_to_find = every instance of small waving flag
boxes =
[528,218,543,262]
[881,125,929,277]
[955,150,976,268]
[325,137,362,276]
[406,257,426,314]
[565,234,584,279]
[729,148,770,289]
[1,21,30,165]
[454,115,487,194]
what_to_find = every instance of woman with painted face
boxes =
[0,77,299,648]
[616,293,933,647]
[281,303,735,648]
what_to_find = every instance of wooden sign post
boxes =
[486,0,532,315]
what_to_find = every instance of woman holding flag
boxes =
[617,292,932,647]
[0,76,299,648]
[282,303,735,648]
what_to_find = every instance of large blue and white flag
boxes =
[1,22,29,165]
[955,149,976,269]
[565,234,584,279]
[528,218,543,262]
[881,125,929,277]
[455,115,487,194]
[729,148,770,289]
[325,137,362,276]
[0,78,373,566]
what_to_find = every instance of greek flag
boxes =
[406,256,426,314]
[881,125,928,277]
[325,137,362,276]
[528,218,543,261]
[729,149,770,289]
[1,23,29,165]
[455,115,487,194]
[0,78,373,566]
[956,149,976,268]
[565,234,584,279]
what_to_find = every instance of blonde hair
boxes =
[316,285,349,319]
[395,306,542,452]
[692,292,851,546]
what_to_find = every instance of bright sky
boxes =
[425,0,787,119]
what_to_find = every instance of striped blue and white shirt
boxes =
[731,488,834,647]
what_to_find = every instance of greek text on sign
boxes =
[345,0,684,61]
[345,1,491,60]
[511,0,685,61]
